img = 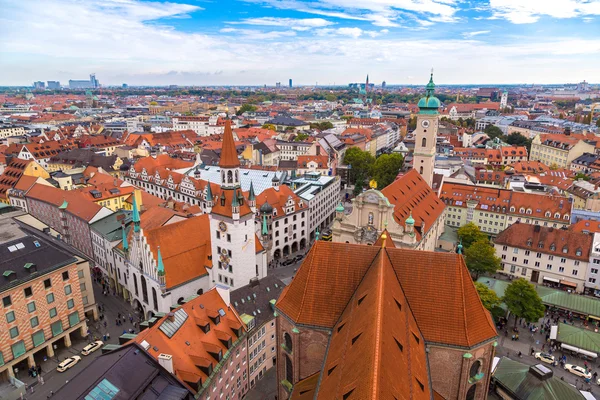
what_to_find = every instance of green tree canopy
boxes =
[464,239,501,279]
[309,121,334,131]
[261,123,276,131]
[574,172,591,181]
[484,125,504,140]
[596,118,600,128]
[343,147,375,195]
[503,278,545,327]
[505,132,533,152]
[236,103,257,115]
[457,222,487,249]
[325,94,337,102]
[474,282,502,311]
[408,116,417,131]
[294,132,309,142]
[371,153,404,189]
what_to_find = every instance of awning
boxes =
[589,315,600,321]
[544,276,560,283]
[560,280,578,288]
[492,357,501,374]
[561,343,598,358]
[550,325,558,340]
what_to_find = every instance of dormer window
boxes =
[527,239,533,246]
[538,242,544,248]
[550,244,556,251]
[563,246,568,254]
[576,248,582,256]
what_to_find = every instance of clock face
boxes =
[421,120,430,128]
[219,221,227,232]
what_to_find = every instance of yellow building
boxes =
[0,159,50,204]
[530,133,595,169]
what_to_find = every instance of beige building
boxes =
[231,276,284,390]
[530,133,595,169]
[0,125,26,139]
[332,169,446,251]
[494,223,591,293]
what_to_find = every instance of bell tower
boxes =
[413,71,440,187]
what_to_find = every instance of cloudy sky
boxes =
[1,0,599,86]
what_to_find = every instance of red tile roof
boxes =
[380,169,446,240]
[0,158,33,200]
[219,120,240,168]
[569,219,600,234]
[26,184,104,222]
[495,223,592,261]
[276,241,497,348]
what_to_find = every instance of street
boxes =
[496,314,600,397]
[24,278,138,400]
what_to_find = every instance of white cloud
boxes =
[1,0,600,85]
[462,30,490,38]
[489,0,600,24]
[230,17,335,31]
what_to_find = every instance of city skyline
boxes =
[1,0,600,86]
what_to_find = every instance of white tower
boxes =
[500,91,508,110]
[209,120,263,289]
[413,72,439,187]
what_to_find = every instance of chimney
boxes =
[249,277,259,287]
[167,312,175,322]
[216,284,230,307]
[158,353,174,374]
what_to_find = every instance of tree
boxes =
[505,132,533,152]
[325,94,337,102]
[408,116,417,131]
[575,172,591,181]
[464,239,501,279]
[309,121,334,131]
[457,222,487,249]
[261,123,276,131]
[484,125,503,140]
[503,278,545,328]
[236,103,257,115]
[371,153,404,189]
[474,282,502,311]
[343,147,375,193]
[294,132,309,142]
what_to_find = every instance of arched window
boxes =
[419,166,424,174]
[227,170,233,183]
[562,246,568,254]
[197,288,204,295]
[368,212,374,225]
[421,137,427,148]
[177,297,185,305]
[141,277,149,304]
[284,332,293,353]
[285,354,293,384]
[576,248,582,256]
[470,360,481,379]
[235,170,239,182]
[564,214,570,220]
[152,287,158,311]
[466,385,477,400]
[133,274,139,296]
[550,243,556,251]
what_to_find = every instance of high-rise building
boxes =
[276,82,281,88]
[69,74,99,89]
[33,81,45,89]
[382,80,387,89]
[47,81,60,89]
[413,72,440,187]
[500,90,508,109]
[289,78,292,88]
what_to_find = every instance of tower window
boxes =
[422,138,427,147]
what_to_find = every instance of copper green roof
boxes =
[417,72,440,115]
[157,247,165,276]
[132,195,140,232]
[493,357,585,400]
[556,322,600,354]
[261,214,268,236]
[59,200,68,209]
[335,203,344,212]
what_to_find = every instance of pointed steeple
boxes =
[248,181,256,202]
[219,120,240,168]
[205,183,213,202]
[122,225,129,252]
[157,246,165,276]
[262,214,268,236]
[132,195,140,233]
[231,190,239,207]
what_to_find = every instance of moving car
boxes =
[82,340,104,356]
[565,364,591,379]
[57,356,81,372]
[534,352,555,365]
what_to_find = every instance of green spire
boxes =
[157,246,165,276]
[335,203,344,212]
[231,190,239,207]
[457,239,463,255]
[262,214,268,236]
[425,71,435,96]
[205,183,213,202]
[405,212,415,225]
[122,225,129,252]
[132,195,140,233]
[248,181,256,201]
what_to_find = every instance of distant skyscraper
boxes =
[122,83,128,88]
[276,82,281,88]
[289,79,292,88]
[69,74,99,89]
[33,81,45,89]
[382,81,387,89]
[47,81,60,89]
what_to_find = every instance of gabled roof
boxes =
[313,249,431,399]
[380,169,445,240]
[144,215,212,288]
[26,183,104,222]
[277,241,497,348]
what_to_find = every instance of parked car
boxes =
[281,259,295,266]
[565,364,591,379]
[293,255,304,263]
[57,356,81,372]
[534,352,555,365]
[82,340,104,356]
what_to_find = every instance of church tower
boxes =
[413,72,440,187]
[500,90,508,110]
[209,120,263,289]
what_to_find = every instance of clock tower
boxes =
[413,72,440,187]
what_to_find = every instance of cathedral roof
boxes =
[219,120,240,168]
[417,73,441,115]
[276,241,497,348]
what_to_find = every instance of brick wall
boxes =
[0,262,85,366]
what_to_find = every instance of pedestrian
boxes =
[37,365,41,375]
[40,376,44,385]
[104,321,107,328]
[107,332,110,340]
[130,316,133,324]
[30,385,34,394]
[115,318,119,326]
[47,390,54,398]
